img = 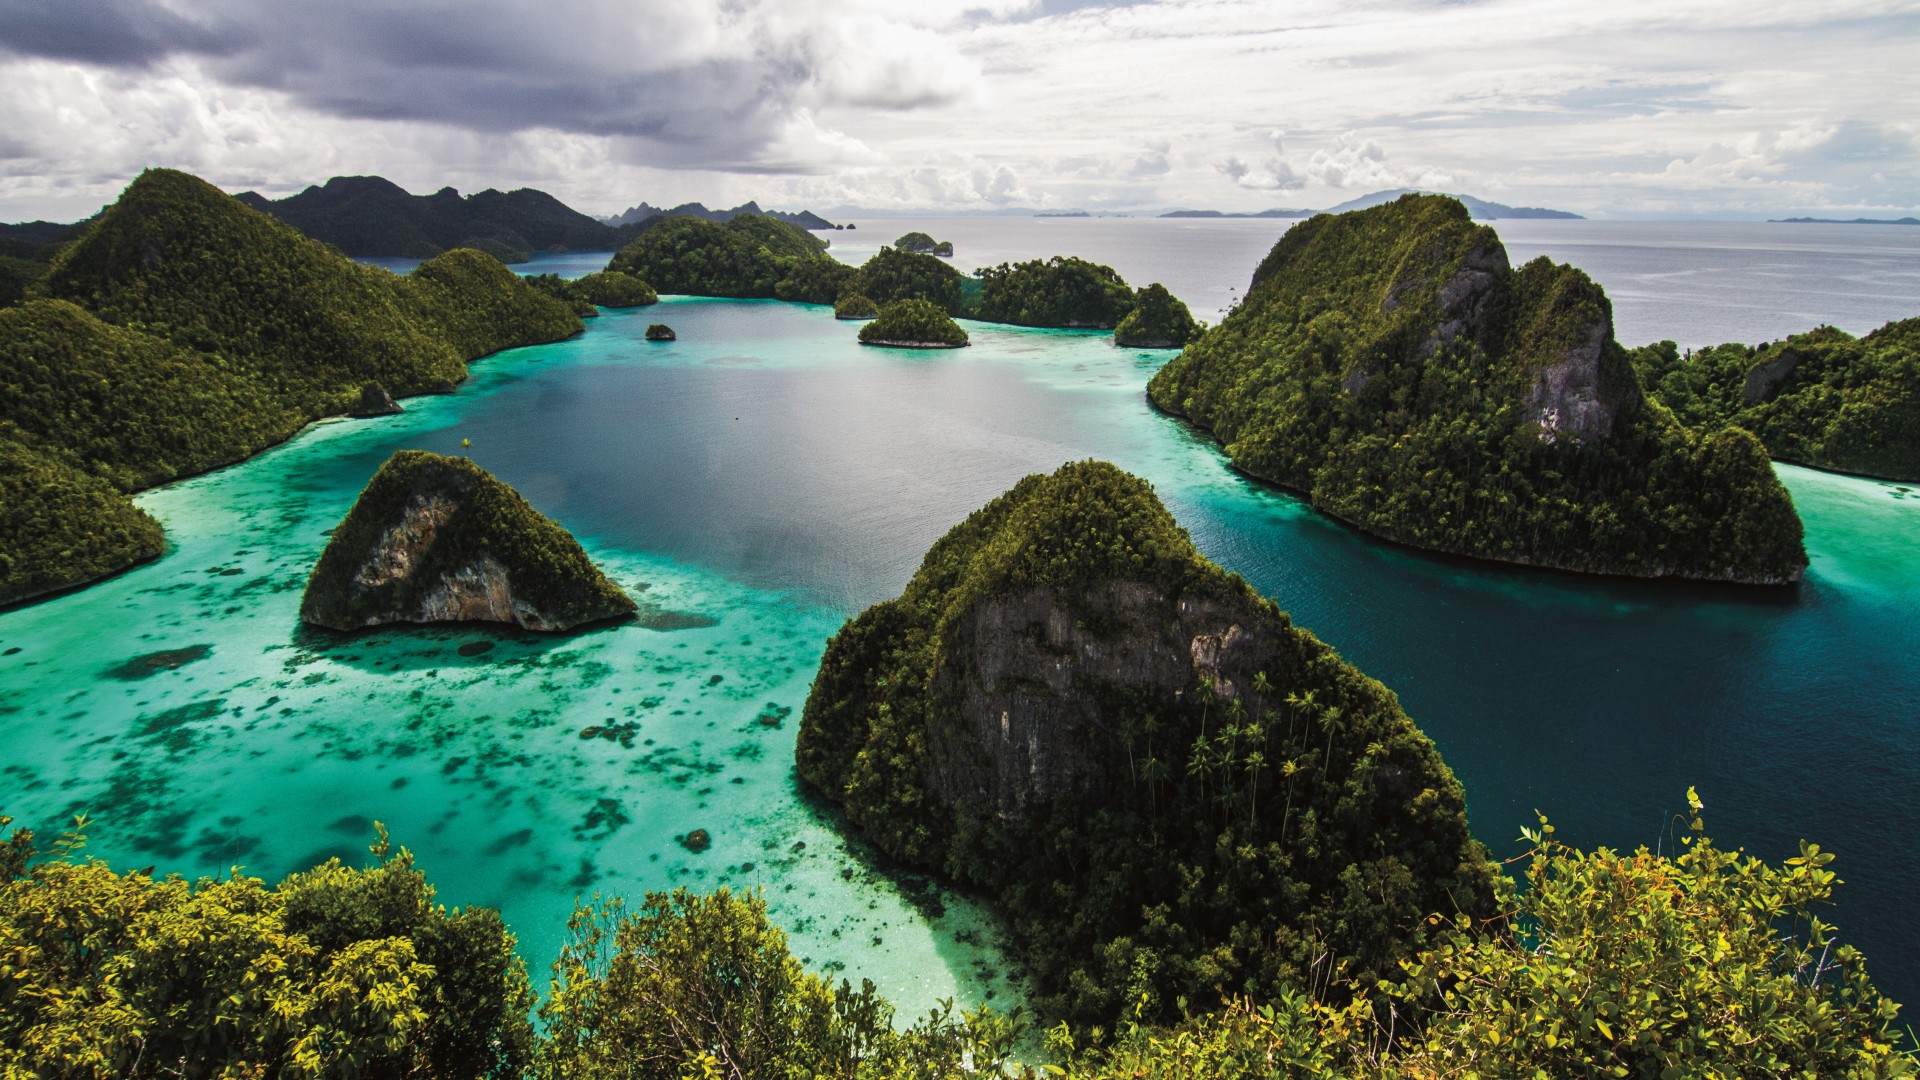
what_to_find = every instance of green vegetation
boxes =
[525,270,658,310]
[0,167,582,606]
[973,256,1134,328]
[0,440,164,605]
[1067,794,1913,1078]
[834,292,879,320]
[857,299,969,347]
[1,815,534,1079]
[1114,283,1201,348]
[536,888,1022,1079]
[1148,194,1807,584]
[240,174,632,260]
[798,461,1495,1028]
[5,801,1908,1076]
[894,231,954,257]
[301,450,636,632]
[1633,319,1920,481]
[846,246,966,314]
[605,214,849,302]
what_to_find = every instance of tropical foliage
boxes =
[846,246,966,314]
[535,888,1023,1080]
[1147,194,1807,584]
[797,461,1496,1028]
[524,270,658,310]
[973,256,1135,328]
[3,803,1908,1076]
[606,214,847,302]
[857,299,969,347]
[1634,319,1920,481]
[1114,283,1201,348]
[0,167,581,605]
[833,292,878,319]
[0,815,534,1079]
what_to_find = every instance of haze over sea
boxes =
[2,218,1917,1011]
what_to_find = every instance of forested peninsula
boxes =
[1635,319,1920,482]
[0,168,582,606]
[1147,194,1808,584]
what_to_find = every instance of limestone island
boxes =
[894,231,954,257]
[1113,282,1201,348]
[645,324,675,341]
[1635,318,1920,483]
[798,460,1495,1026]
[300,450,636,632]
[1147,194,1808,584]
[833,293,878,320]
[857,299,969,348]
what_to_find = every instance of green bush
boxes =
[857,299,969,346]
[0,815,533,1079]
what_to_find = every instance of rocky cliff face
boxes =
[301,451,635,632]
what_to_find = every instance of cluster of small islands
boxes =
[2,167,1917,1077]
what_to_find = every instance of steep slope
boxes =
[1635,319,1920,482]
[1148,194,1806,584]
[302,451,635,632]
[0,168,582,605]
[798,461,1496,1027]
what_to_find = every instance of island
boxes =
[0,168,582,606]
[1162,190,1583,221]
[893,230,954,256]
[1771,216,1920,225]
[605,199,837,231]
[1146,193,1807,584]
[1634,319,1920,482]
[856,299,968,348]
[972,255,1134,328]
[645,324,676,341]
[797,460,1496,1026]
[845,246,966,314]
[301,450,635,632]
[1113,283,1202,348]
[606,214,849,303]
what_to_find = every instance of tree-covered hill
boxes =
[847,246,967,313]
[0,167,582,605]
[1634,319,1920,482]
[856,298,969,347]
[1147,194,1808,584]
[798,461,1497,1027]
[605,214,849,303]
[239,175,634,262]
[973,255,1135,328]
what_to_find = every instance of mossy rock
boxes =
[301,450,636,632]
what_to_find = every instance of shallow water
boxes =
[7,234,1920,1015]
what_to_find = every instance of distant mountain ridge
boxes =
[605,201,838,230]
[236,176,635,263]
[1162,189,1582,221]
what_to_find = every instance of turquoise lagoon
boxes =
[2,296,1917,1011]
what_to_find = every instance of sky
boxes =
[1,0,1917,221]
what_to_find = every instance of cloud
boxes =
[0,0,1015,172]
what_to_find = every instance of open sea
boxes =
[2,217,1917,1013]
